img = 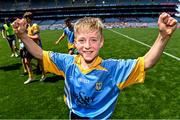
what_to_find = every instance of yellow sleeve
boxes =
[43,51,65,77]
[32,24,40,34]
[118,57,145,90]
[68,42,75,50]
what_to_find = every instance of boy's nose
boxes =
[84,40,91,49]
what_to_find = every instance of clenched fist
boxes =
[12,18,28,37]
[158,12,178,38]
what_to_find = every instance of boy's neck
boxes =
[80,56,98,69]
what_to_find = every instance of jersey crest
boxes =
[96,82,102,91]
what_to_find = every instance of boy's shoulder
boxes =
[101,58,136,68]
[49,51,75,61]
[32,23,38,27]
[31,23,40,32]
[102,58,124,63]
[103,58,136,62]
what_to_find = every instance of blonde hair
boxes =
[23,12,33,20]
[74,17,104,37]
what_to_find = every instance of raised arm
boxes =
[28,33,40,41]
[13,18,43,60]
[55,32,65,44]
[28,24,41,42]
[144,12,177,70]
[1,29,6,39]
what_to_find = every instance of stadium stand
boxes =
[0,0,179,29]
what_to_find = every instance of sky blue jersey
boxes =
[64,27,74,44]
[43,51,145,119]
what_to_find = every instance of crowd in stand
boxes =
[0,0,178,10]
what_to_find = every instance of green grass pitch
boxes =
[0,28,179,119]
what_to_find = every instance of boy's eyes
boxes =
[78,39,85,43]
[91,39,98,42]
[77,38,98,44]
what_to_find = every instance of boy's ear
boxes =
[74,38,78,48]
[74,40,77,47]
[75,42,77,48]
[100,36,104,48]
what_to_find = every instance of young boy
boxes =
[55,18,76,55]
[13,12,177,119]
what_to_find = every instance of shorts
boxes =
[20,47,33,59]
[68,48,79,55]
[19,42,24,49]
[38,40,42,48]
[69,111,89,119]
[7,35,16,47]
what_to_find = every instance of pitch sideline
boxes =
[109,29,180,61]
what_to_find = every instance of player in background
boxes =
[13,13,177,119]
[55,18,76,55]
[22,12,46,84]
[18,38,28,76]
[1,17,18,57]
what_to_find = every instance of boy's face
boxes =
[75,30,104,63]
[65,21,71,27]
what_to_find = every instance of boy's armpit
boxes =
[43,51,65,77]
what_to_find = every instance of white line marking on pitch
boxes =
[109,29,180,61]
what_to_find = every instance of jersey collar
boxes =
[74,55,107,74]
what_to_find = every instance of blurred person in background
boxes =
[18,38,28,76]
[1,17,18,57]
[21,12,46,84]
[55,18,78,55]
